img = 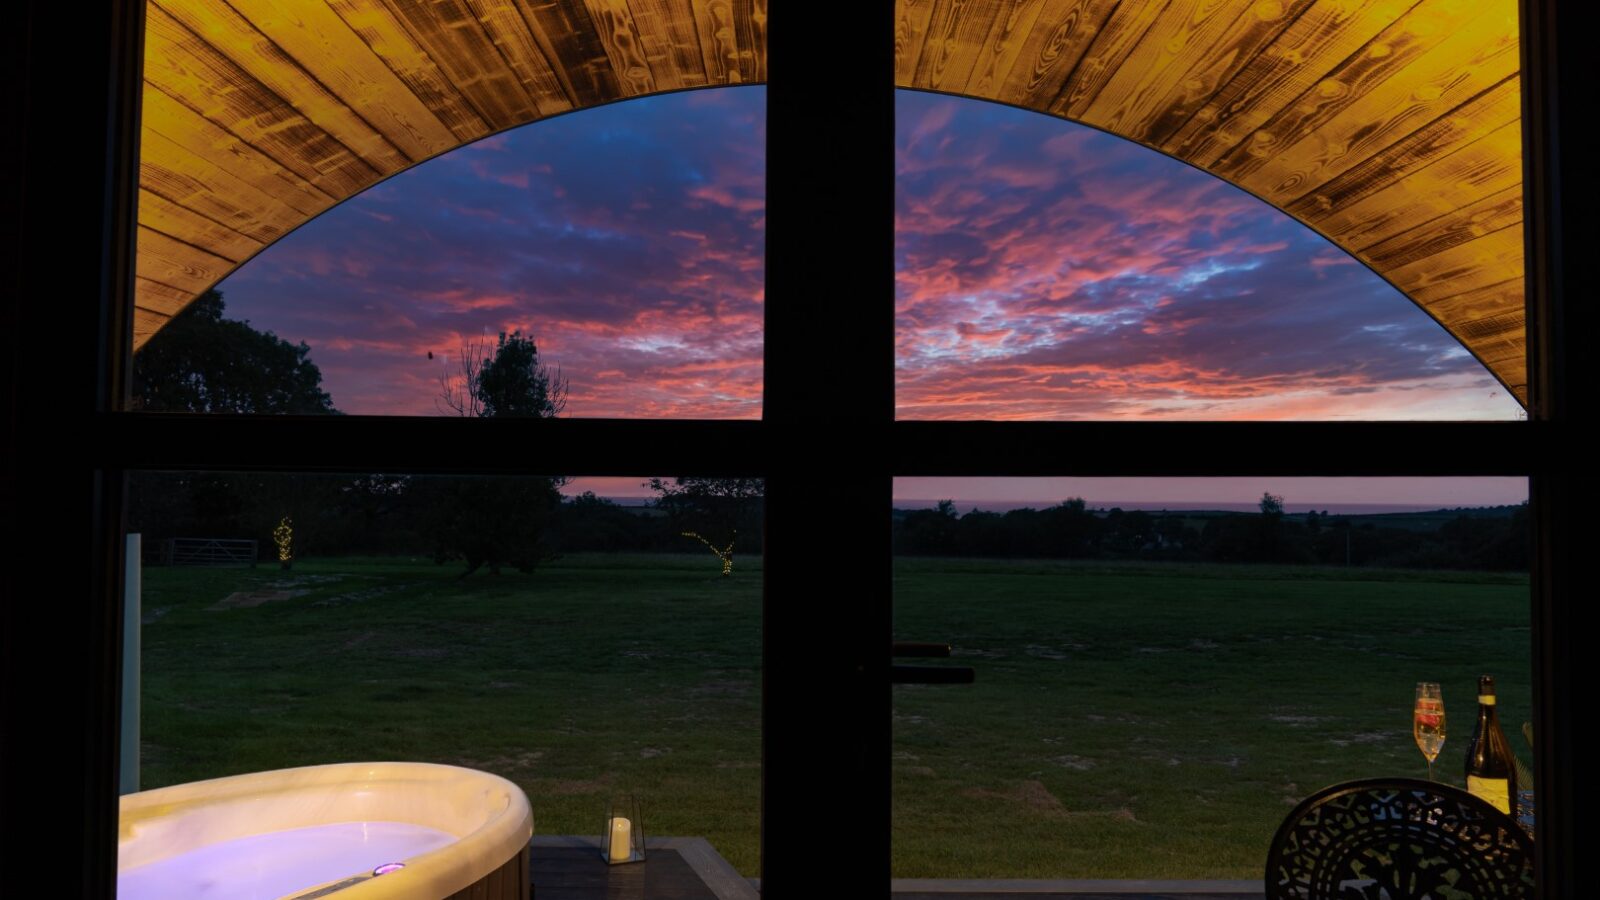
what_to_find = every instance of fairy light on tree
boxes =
[650,478,761,578]
[683,531,735,577]
[273,517,293,570]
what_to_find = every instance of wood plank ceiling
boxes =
[138,0,1525,402]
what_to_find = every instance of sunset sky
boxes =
[565,475,1527,511]
[207,86,1525,506]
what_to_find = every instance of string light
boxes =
[273,516,293,569]
[682,530,735,576]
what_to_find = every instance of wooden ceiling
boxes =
[138,0,1525,402]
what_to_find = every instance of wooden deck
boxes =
[529,837,1264,899]
[531,837,758,900]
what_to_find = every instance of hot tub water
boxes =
[118,821,455,900]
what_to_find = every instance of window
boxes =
[7,2,1578,898]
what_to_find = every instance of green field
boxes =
[138,555,1530,879]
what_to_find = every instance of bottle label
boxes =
[1478,695,1496,705]
[1468,775,1511,814]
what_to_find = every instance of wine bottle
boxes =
[1464,674,1517,815]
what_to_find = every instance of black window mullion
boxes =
[3,2,145,898]
[760,4,897,897]
[101,416,1554,477]
[891,421,1553,476]
[1520,0,1585,893]
[100,414,772,476]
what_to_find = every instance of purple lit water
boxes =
[118,821,455,900]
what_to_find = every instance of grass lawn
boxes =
[138,554,1530,880]
[892,558,1531,878]
[138,554,763,873]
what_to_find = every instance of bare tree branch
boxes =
[436,335,488,416]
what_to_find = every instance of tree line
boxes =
[893,494,1529,571]
[127,472,763,574]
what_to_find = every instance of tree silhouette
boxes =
[1259,492,1285,517]
[132,289,337,414]
[437,331,567,418]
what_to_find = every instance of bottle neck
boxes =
[1477,695,1500,728]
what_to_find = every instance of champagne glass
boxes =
[1414,682,1446,781]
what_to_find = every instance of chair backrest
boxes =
[1265,777,1534,899]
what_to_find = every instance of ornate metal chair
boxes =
[1265,778,1534,899]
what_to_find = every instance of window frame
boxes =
[0,2,1582,898]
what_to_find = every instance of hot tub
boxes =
[118,762,533,900]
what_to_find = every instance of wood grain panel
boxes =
[916,0,1014,94]
[1386,225,1523,306]
[1358,186,1522,270]
[1237,1,1519,202]
[140,129,308,244]
[142,88,333,218]
[1051,0,1171,118]
[1158,0,1418,161]
[581,0,657,95]
[699,0,758,84]
[986,0,1121,112]
[1432,279,1523,349]
[134,307,171,344]
[135,277,195,316]
[1314,119,1524,249]
[138,190,265,264]
[961,0,1052,98]
[150,0,414,174]
[1455,317,1523,359]
[1285,76,1520,222]
[746,0,767,82]
[1206,0,1495,187]
[367,0,542,131]
[221,0,461,160]
[519,1,625,106]
[465,0,578,115]
[137,226,239,296]
[895,0,941,87]
[1128,0,1319,146]
[136,0,766,352]
[144,3,387,196]
[324,0,495,140]
[1077,0,1314,143]
[628,0,711,89]
[1433,277,1524,394]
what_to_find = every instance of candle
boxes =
[608,816,632,862]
